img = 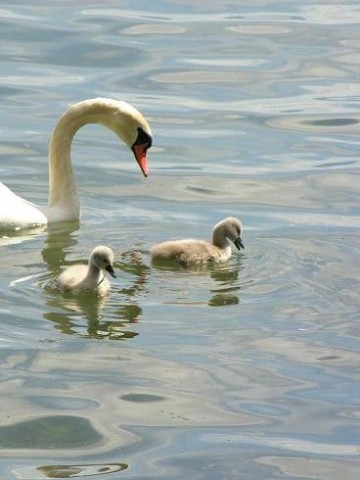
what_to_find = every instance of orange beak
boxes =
[132,144,149,177]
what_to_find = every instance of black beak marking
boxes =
[234,237,245,250]
[132,127,152,149]
[106,265,116,278]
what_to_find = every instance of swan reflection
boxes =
[209,259,243,307]
[151,256,243,307]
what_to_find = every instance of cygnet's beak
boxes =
[105,265,116,278]
[234,237,245,250]
[132,144,149,177]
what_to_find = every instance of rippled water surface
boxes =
[0,0,359,479]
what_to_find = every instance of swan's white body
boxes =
[0,183,48,227]
[151,217,244,266]
[0,98,152,230]
[57,245,116,296]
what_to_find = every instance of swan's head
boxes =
[93,98,152,177]
[90,245,116,278]
[215,217,244,250]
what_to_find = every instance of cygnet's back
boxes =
[57,245,116,295]
[151,217,244,266]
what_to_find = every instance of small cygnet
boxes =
[151,217,244,266]
[57,245,116,295]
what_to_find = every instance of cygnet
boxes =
[57,245,116,295]
[151,217,244,266]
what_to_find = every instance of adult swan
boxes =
[0,98,152,230]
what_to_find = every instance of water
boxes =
[0,0,359,478]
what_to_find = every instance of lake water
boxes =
[0,0,359,478]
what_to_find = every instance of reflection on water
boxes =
[37,463,128,479]
[150,257,243,308]
[0,415,102,450]
[14,462,128,479]
[41,222,80,273]
[44,294,141,339]
[208,293,239,307]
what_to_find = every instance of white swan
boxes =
[0,98,152,230]
[151,217,244,266]
[57,245,116,295]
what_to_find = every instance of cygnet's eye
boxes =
[95,254,106,264]
[232,224,240,236]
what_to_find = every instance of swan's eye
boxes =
[133,127,152,150]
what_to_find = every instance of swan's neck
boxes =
[85,261,102,284]
[48,112,81,220]
[212,225,230,250]
[48,99,132,222]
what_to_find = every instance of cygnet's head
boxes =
[90,246,116,278]
[216,217,244,250]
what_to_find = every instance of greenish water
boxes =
[0,1,359,479]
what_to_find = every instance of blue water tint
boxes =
[0,0,359,479]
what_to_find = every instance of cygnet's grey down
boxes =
[57,246,116,295]
[151,217,244,266]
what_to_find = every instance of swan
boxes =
[57,245,116,295]
[0,98,152,230]
[151,217,244,266]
